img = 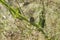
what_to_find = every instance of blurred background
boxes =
[0,0,60,40]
